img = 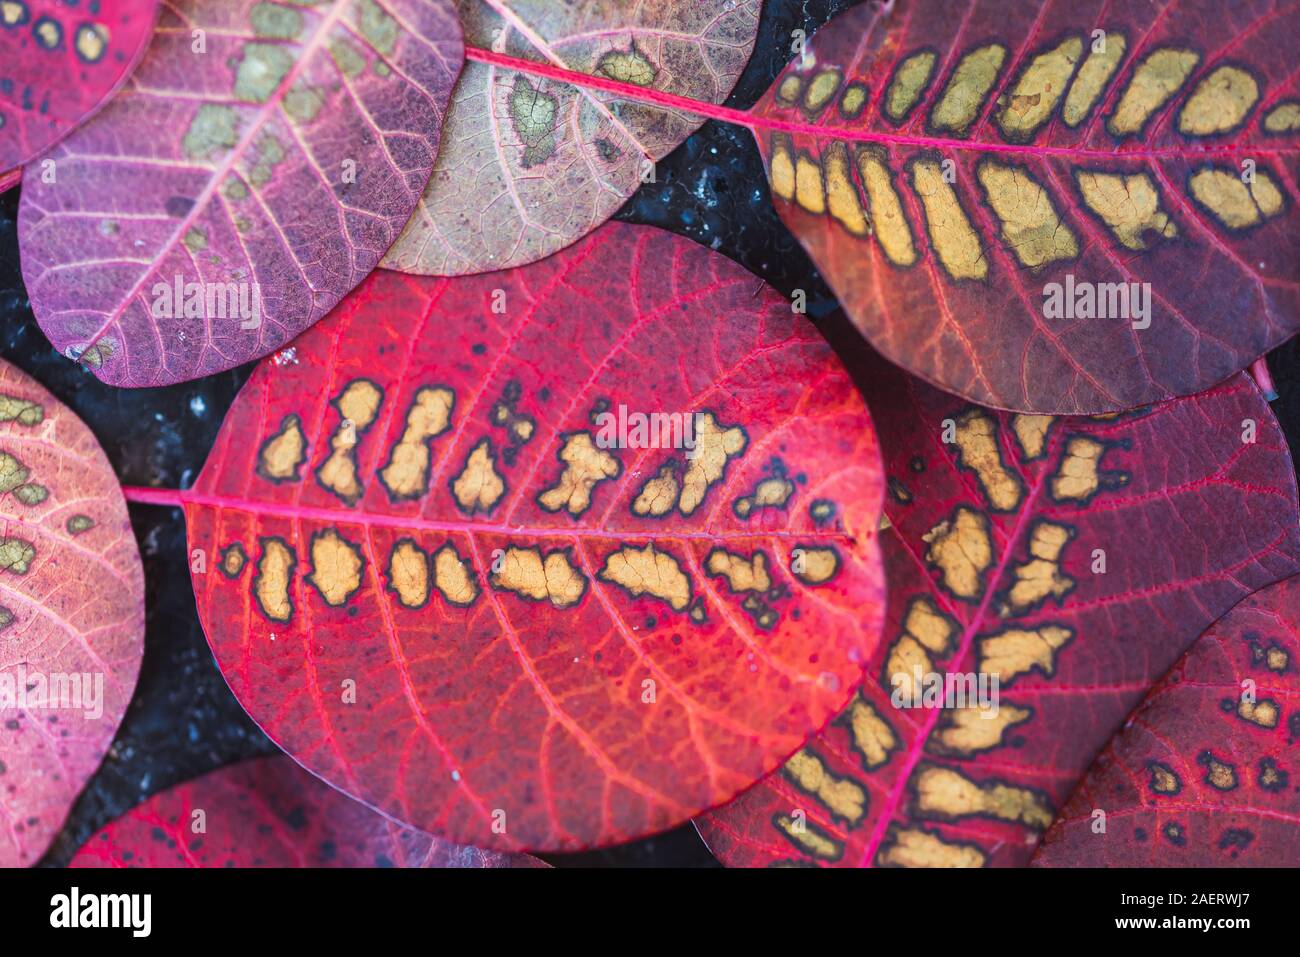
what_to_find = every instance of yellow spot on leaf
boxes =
[911,159,987,281]
[877,826,985,868]
[922,507,991,600]
[254,538,295,623]
[929,704,1032,757]
[793,546,839,586]
[355,0,397,56]
[1075,169,1178,250]
[387,539,429,609]
[1107,48,1200,136]
[1178,65,1258,136]
[0,451,29,493]
[679,413,745,515]
[308,529,364,607]
[318,381,383,506]
[823,141,869,237]
[1237,698,1279,728]
[493,546,586,609]
[802,69,843,114]
[1264,101,1300,133]
[1000,520,1075,616]
[1189,166,1285,230]
[997,36,1083,140]
[1062,32,1126,127]
[234,42,295,104]
[1011,414,1054,460]
[976,160,1079,268]
[451,439,505,515]
[930,44,1007,136]
[632,465,679,518]
[1051,436,1107,501]
[596,48,656,87]
[0,537,34,574]
[773,813,842,860]
[1150,762,1181,794]
[258,413,307,482]
[183,104,241,161]
[537,433,620,516]
[433,542,479,607]
[251,2,303,40]
[74,23,108,62]
[978,624,1073,683]
[706,549,771,593]
[783,750,866,825]
[776,74,803,104]
[794,152,826,214]
[0,394,43,426]
[913,764,1053,829]
[839,82,868,118]
[733,474,795,518]
[837,695,898,770]
[953,409,1023,510]
[379,386,454,501]
[599,544,690,612]
[1204,756,1237,791]
[768,135,796,201]
[885,51,937,122]
[856,148,918,267]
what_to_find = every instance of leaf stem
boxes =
[121,485,189,508]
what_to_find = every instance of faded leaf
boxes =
[19,0,464,387]
[381,0,761,276]
[0,359,144,867]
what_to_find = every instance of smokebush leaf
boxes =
[71,755,545,866]
[696,355,1300,867]
[0,0,159,176]
[18,0,464,387]
[381,0,760,276]
[1034,573,1300,867]
[182,222,885,852]
[750,0,1300,413]
[0,359,144,867]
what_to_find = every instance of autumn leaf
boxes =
[0,359,144,867]
[18,0,464,387]
[167,221,886,853]
[695,354,1300,867]
[0,0,159,176]
[380,0,761,276]
[1034,573,1300,867]
[70,755,546,866]
[749,0,1300,413]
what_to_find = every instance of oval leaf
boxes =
[751,1,1300,413]
[0,358,144,867]
[71,755,545,866]
[184,221,885,852]
[1034,573,1300,867]
[0,0,159,175]
[18,0,464,387]
[380,0,760,276]
[696,355,1300,867]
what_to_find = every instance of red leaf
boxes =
[18,0,464,387]
[381,0,761,277]
[696,355,1300,867]
[749,1,1300,413]
[180,221,886,852]
[1034,574,1300,867]
[0,0,159,174]
[0,168,18,196]
[0,359,144,867]
[70,755,545,867]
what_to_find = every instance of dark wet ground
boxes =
[2,0,1297,868]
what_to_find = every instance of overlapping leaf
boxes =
[696,354,1300,867]
[182,222,885,852]
[0,359,144,867]
[18,0,464,387]
[71,755,545,866]
[1034,573,1300,867]
[750,0,1300,413]
[380,0,761,276]
[0,0,160,176]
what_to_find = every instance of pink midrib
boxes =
[461,46,1291,160]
